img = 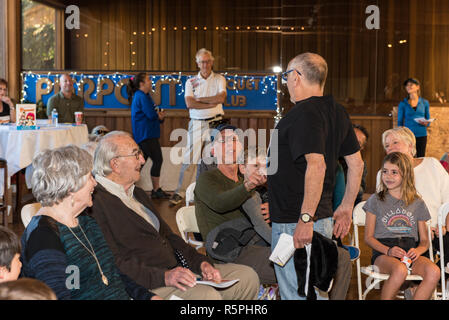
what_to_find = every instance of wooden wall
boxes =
[58,0,449,116]
[85,109,276,147]
[85,109,391,193]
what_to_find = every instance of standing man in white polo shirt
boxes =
[170,48,227,206]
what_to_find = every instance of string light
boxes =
[22,72,278,110]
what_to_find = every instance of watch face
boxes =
[301,214,311,222]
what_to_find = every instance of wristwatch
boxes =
[299,213,315,223]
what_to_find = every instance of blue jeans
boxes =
[271,217,333,300]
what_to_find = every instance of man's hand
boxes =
[157,110,165,121]
[150,295,164,300]
[260,202,270,223]
[243,170,266,191]
[333,204,353,239]
[293,221,314,249]
[164,267,197,291]
[200,261,222,283]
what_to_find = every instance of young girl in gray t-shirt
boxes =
[363,152,439,300]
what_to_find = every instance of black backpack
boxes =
[205,217,259,263]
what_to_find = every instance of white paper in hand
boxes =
[269,233,295,266]
[196,279,240,288]
[414,117,435,123]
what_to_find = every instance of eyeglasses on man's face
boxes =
[217,135,239,144]
[281,69,302,83]
[114,149,143,160]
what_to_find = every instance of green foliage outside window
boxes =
[21,0,56,70]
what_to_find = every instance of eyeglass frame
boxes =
[281,69,302,82]
[216,135,239,144]
[113,149,144,160]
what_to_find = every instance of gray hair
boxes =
[289,52,328,89]
[93,131,132,177]
[32,145,93,207]
[195,48,214,63]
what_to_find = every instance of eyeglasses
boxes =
[114,149,143,160]
[217,136,239,143]
[198,60,212,64]
[281,69,302,82]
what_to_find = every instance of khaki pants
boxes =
[152,263,260,300]
[329,247,352,300]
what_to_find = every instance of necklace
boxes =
[67,223,109,286]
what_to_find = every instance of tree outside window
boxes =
[22,0,56,70]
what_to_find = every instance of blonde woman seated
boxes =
[20,145,162,300]
[378,127,449,260]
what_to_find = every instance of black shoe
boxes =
[151,188,171,199]
[169,193,183,205]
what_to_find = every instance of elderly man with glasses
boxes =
[88,131,259,300]
[268,52,364,300]
[194,124,277,286]
[169,48,227,206]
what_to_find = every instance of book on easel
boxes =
[16,104,37,130]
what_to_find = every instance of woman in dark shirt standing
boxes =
[127,73,169,199]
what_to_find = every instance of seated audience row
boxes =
[18,132,259,300]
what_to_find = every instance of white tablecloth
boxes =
[0,120,89,195]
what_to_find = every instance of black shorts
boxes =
[371,237,417,265]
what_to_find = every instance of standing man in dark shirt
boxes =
[267,52,364,300]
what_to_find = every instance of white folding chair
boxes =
[437,202,449,300]
[175,205,203,250]
[21,202,41,228]
[185,182,196,206]
[354,200,435,300]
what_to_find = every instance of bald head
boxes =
[59,74,74,96]
[288,52,328,89]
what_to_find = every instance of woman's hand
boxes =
[1,96,13,107]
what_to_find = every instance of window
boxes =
[21,0,56,70]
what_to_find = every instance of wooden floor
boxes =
[7,191,388,300]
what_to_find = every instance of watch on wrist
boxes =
[299,213,316,223]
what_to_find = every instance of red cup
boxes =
[75,112,83,125]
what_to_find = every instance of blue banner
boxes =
[22,72,278,111]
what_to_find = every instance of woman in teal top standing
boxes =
[397,78,431,157]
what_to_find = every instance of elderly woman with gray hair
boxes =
[377,127,449,261]
[20,145,161,300]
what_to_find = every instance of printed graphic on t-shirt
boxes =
[381,208,415,235]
